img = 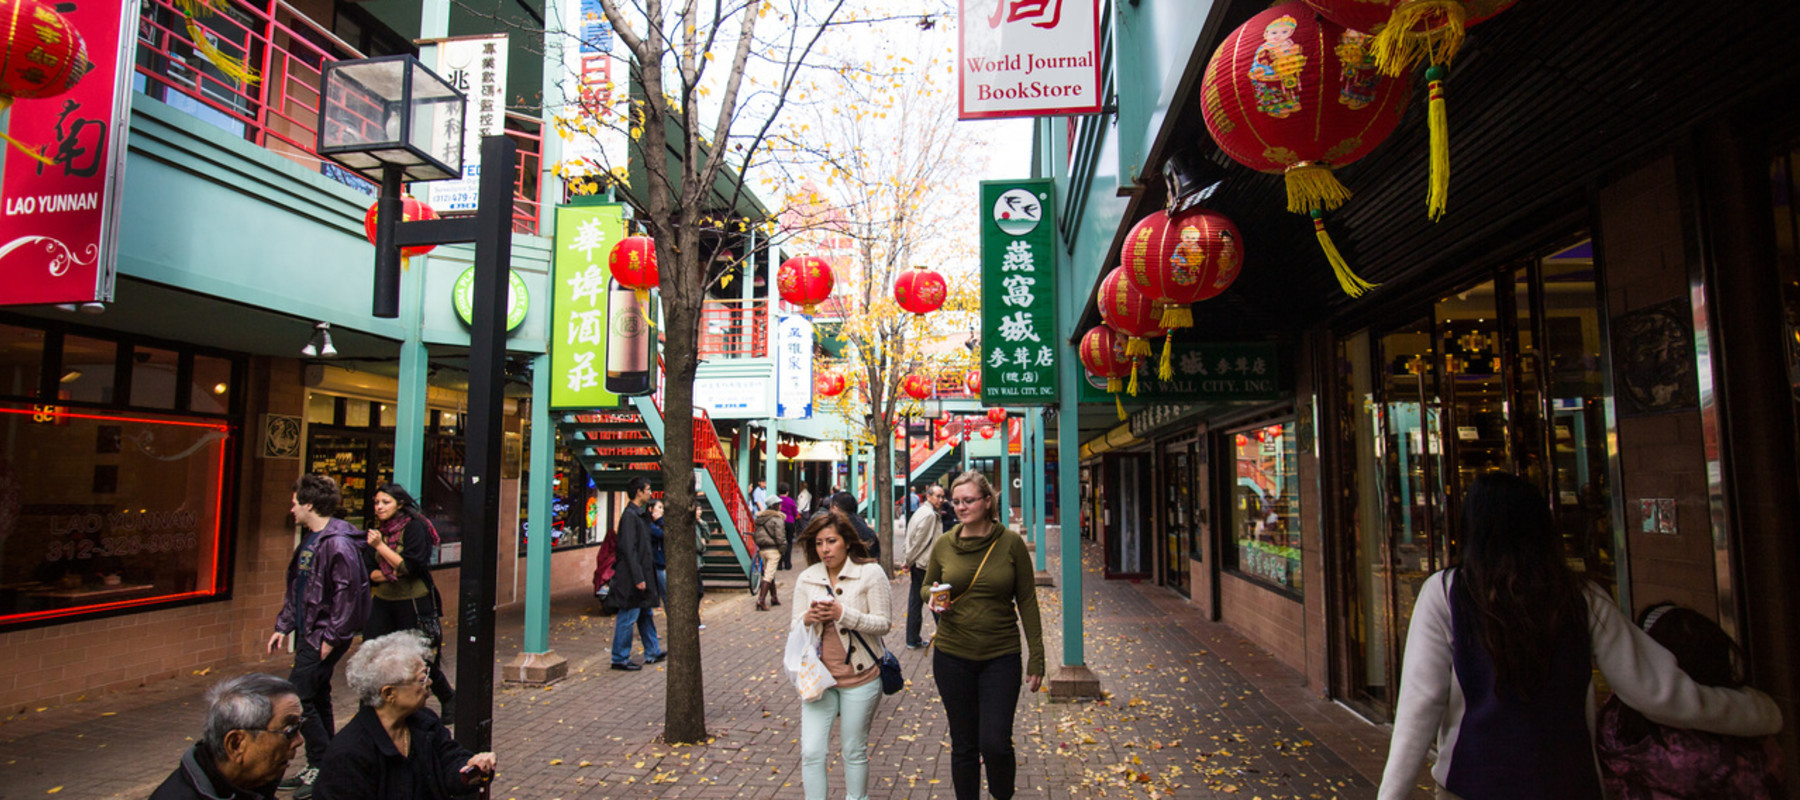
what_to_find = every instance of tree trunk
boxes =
[659,240,706,744]
[874,435,894,575]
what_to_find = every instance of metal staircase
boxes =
[911,442,963,489]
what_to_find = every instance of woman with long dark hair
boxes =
[363,484,454,719]
[1377,473,1781,800]
[790,509,891,800]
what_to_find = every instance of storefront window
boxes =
[61,336,117,404]
[0,324,45,399]
[1227,420,1301,592]
[0,401,230,627]
[190,355,232,414]
[129,346,179,409]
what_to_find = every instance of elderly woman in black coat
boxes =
[313,632,495,799]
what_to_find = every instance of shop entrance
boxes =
[1335,236,1619,720]
[1160,437,1199,596]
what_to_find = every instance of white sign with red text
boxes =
[959,0,1102,120]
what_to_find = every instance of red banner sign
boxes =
[0,0,136,306]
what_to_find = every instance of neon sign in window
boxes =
[0,402,230,627]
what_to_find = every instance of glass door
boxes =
[1162,438,1196,596]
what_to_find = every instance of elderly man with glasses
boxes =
[151,673,304,800]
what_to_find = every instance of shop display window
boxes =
[1227,421,1301,593]
[0,401,230,627]
[189,355,233,414]
[0,324,45,399]
[129,346,180,409]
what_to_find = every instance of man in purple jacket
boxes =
[265,473,369,798]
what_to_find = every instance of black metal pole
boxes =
[372,165,405,318]
[454,135,516,754]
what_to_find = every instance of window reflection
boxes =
[1229,421,1301,592]
[0,325,44,399]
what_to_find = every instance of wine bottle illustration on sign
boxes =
[605,278,652,395]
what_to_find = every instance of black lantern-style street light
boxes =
[316,53,514,755]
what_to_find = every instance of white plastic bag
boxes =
[784,621,836,702]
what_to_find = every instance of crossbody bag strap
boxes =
[950,539,1001,604]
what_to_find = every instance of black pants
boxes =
[288,638,346,766]
[779,522,796,569]
[906,567,929,646]
[933,650,1022,800]
[364,596,455,704]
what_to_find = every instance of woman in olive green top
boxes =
[921,470,1044,800]
[362,484,454,718]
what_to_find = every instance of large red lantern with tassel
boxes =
[1201,2,1410,297]
[901,374,932,401]
[1301,0,1516,220]
[985,406,1007,424]
[609,236,660,296]
[0,0,89,114]
[893,266,947,315]
[1123,207,1243,376]
[363,196,440,259]
[815,372,846,398]
[1079,325,1135,419]
[778,255,834,315]
[1096,267,1166,394]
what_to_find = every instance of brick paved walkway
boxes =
[0,536,1411,799]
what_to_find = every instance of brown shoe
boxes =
[768,582,781,607]
[755,581,770,611]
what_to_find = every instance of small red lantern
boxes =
[1096,267,1166,395]
[893,265,947,316]
[965,370,982,395]
[0,0,89,116]
[1201,3,1410,296]
[980,425,996,440]
[778,255,834,315]
[778,442,801,459]
[363,195,440,261]
[986,407,1007,425]
[815,372,847,398]
[1236,434,1251,449]
[1079,325,1135,419]
[901,374,932,401]
[609,235,660,301]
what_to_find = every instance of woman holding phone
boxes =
[790,509,892,800]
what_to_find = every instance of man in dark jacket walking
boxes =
[609,476,664,671]
[266,474,369,798]
[151,673,302,800]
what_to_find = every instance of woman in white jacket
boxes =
[791,508,893,800]
[1378,473,1781,800]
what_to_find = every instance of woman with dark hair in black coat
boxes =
[363,483,454,719]
[828,491,880,561]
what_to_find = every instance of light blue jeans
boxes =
[800,678,882,800]
[611,606,661,664]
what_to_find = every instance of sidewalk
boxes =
[0,537,1402,799]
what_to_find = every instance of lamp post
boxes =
[317,55,515,754]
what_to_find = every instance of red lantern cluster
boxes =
[778,256,834,315]
[1096,267,1165,395]
[609,236,660,295]
[0,0,89,113]
[363,196,440,259]
[1080,325,1135,419]
[893,266,947,315]
[901,374,932,401]
[1201,2,1409,296]
[815,372,846,398]
[985,407,1007,425]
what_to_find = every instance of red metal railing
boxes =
[647,358,755,541]
[698,299,769,359]
[134,0,546,234]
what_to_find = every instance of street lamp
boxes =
[317,54,515,754]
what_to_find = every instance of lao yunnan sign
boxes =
[959,0,1102,120]
[980,179,1058,404]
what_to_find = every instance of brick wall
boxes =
[1219,573,1307,672]
[1597,155,1720,615]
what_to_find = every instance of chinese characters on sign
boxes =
[980,180,1058,404]
[550,204,627,408]
[561,0,628,178]
[776,315,814,420]
[426,34,509,212]
[0,0,138,306]
[958,0,1101,119]
[1078,342,1282,403]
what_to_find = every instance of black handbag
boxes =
[849,630,903,695]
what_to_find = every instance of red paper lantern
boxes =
[901,374,932,401]
[965,370,982,395]
[1123,207,1244,378]
[363,196,440,259]
[815,372,846,398]
[979,425,996,440]
[778,255,834,315]
[1080,325,1136,420]
[986,407,1007,424]
[1201,3,1410,296]
[1096,267,1166,395]
[1236,433,1250,449]
[1301,0,1515,220]
[893,265,947,315]
[778,442,801,459]
[0,0,88,113]
[609,236,660,296]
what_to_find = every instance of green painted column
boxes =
[1112,0,1148,191]
[1055,314,1084,665]
[1020,414,1033,539]
[737,426,754,499]
[1032,407,1048,571]
[393,271,429,489]
[523,355,555,653]
[998,413,1011,528]
[764,421,779,502]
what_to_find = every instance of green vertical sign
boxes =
[980,179,1059,405]
[550,203,626,408]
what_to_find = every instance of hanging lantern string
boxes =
[175,0,261,84]
[1108,377,1126,420]
[1372,0,1468,77]
[1425,65,1451,221]
[1311,209,1378,297]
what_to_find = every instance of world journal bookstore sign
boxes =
[958,0,1102,119]
[979,179,1058,404]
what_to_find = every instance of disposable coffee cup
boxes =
[929,582,952,611]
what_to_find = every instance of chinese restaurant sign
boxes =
[425,34,508,213]
[560,0,628,177]
[776,314,813,420]
[1079,342,1282,403]
[0,0,138,306]
[550,204,625,408]
[980,179,1059,404]
[959,0,1102,119]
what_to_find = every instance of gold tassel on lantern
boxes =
[1114,392,1126,420]
[1159,336,1176,381]
[1372,0,1468,77]
[1312,210,1378,298]
[177,0,261,84]
[1285,162,1353,214]
[1426,65,1451,221]
[1124,336,1152,360]
[1127,360,1143,396]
